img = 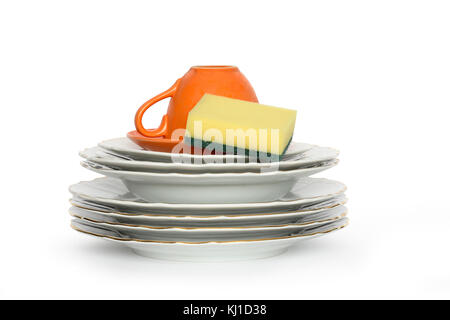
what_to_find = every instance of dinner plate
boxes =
[80,145,339,173]
[99,137,312,163]
[71,217,349,261]
[81,160,338,203]
[69,202,347,228]
[69,177,347,215]
[70,193,346,218]
[70,214,347,241]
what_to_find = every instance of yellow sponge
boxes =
[184,94,297,156]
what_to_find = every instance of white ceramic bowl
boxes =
[81,160,338,204]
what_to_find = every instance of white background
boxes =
[1,0,449,299]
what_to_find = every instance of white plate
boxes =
[69,177,346,214]
[81,160,338,203]
[71,218,349,261]
[69,200,347,227]
[98,137,312,163]
[80,145,339,173]
[70,214,347,241]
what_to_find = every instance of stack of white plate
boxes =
[70,137,348,262]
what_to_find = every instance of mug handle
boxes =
[134,78,181,137]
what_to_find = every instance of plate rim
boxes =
[69,206,348,230]
[69,196,348,218]
[81,159,339,179]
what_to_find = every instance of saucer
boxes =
[69,177,347,215]
[71,218,349,261]
[81,160,338,203]
[127,130,183,153]
[99,137,312,162]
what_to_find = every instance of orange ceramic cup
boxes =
[134,66,258,139]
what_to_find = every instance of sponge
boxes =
[184,94,297,157]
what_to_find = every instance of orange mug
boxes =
[134,65,258,139]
